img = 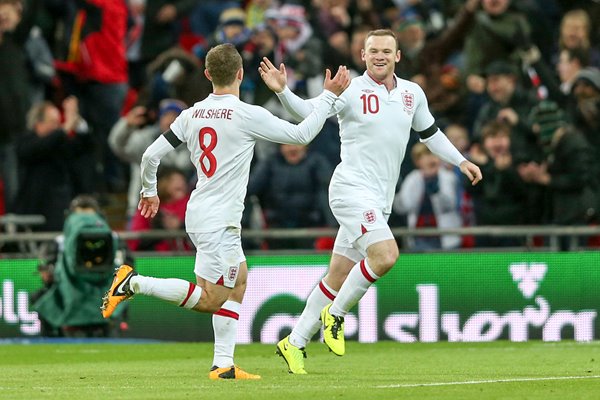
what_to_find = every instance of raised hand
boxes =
[259,57,287,93]
[323,66,351,97]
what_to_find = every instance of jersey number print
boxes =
[360,94,379,114]
[199,127,218,177]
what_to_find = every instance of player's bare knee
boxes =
[370,249,398,275]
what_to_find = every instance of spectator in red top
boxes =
[128,166,192,252]
[56,0,129,194]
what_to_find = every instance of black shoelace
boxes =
[331,316,344,339]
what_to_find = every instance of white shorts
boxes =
[330,197,394,262]
[188,227,246,289]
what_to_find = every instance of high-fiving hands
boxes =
[259,57,350,97]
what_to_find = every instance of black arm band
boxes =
[417,124,438,140]
[163,129,183,148]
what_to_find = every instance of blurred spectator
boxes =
[25,25,55,103]
[468,121,529,247]
[247,143,335,249]
[315,0,352,39]
[396,0,480,124]
[142,47,212,112]
[245,0,275,30]
[128,166,192,251]
[463,0,533,95]
[571,68,600,152]
[242,23,279,105]
[109,98,191,219]
[189,0,241,39]
[273,4,323,96]
[556,9,600,68]
[533,46,589,108]
[519,101,597,248]
[139,0,198,72]
[200,7,251,53]
[348,25,370,74]
[125,0,146,89]
[0,0,37,213]
[56,0,129,193]
[472,61,542,165]
[444,123,476,246]
[393,142,461,251]
[15,97,93,231]
[570,67,600,207]
[516,43,586,114]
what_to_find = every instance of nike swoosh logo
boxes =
[112,273,131,296]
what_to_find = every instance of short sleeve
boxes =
[410,84,435,132]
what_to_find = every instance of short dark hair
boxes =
[481,120,512,140]
[365,29,398,51]
[205,44,242,87]
[69,195,101,213]
[562,47,590,68]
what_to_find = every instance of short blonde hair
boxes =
[205,44,242,87]
[26,101,54,131]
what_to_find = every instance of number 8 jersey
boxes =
[140,91,339,233]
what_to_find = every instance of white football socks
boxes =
[129,275,202,309]
[212,300,241,368]
[289,280,338,349]
[329,259,379,317]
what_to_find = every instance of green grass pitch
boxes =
[1,341,599,399]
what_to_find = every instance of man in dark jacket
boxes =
[473,61,542,164]
[467,120,529,247]
[247,143,335,249]
[15,97,93,231]
[518,100,597,249]
[0,0,38,212]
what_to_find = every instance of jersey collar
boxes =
[363,71,398,90]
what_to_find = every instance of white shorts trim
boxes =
[188,227,246,289]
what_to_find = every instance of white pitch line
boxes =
[376,375,600,388]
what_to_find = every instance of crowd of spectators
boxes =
[0,0,599,251]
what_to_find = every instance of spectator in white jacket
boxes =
[108,99,192,219]
[393,143,462,251]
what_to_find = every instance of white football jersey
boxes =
[279,72,437,213]
[150,91,337,233]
